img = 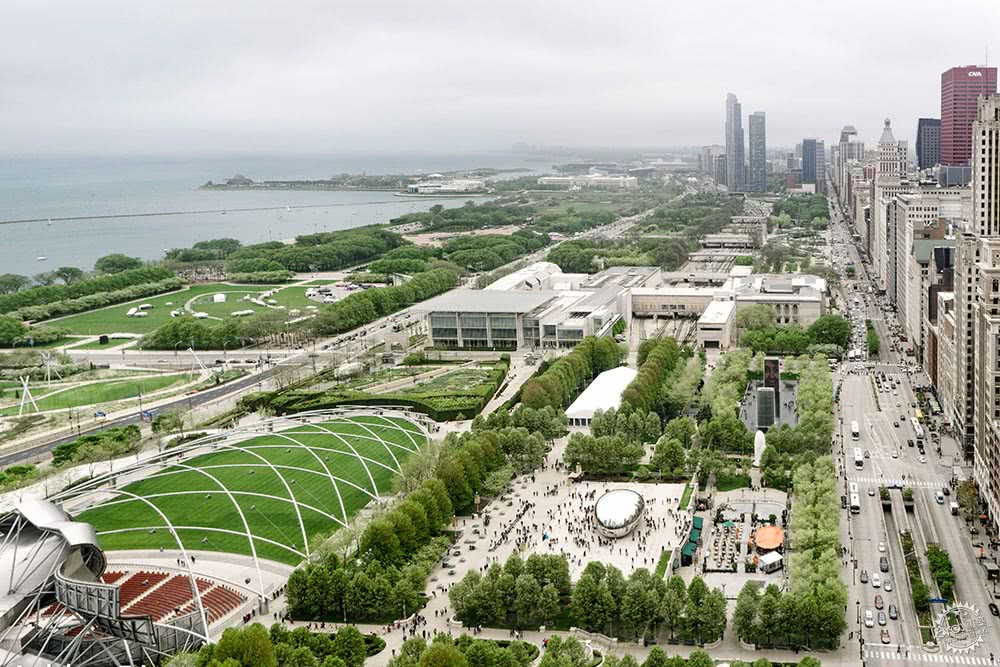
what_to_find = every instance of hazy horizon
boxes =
[4,0,999,157]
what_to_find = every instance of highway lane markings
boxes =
[865,646,995,664]
[849,476,945,488]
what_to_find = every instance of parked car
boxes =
[990,603,999,618]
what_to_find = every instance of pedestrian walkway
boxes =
[848,475,944,489]
[865,645,996,665]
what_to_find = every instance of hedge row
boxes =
[247,360,509,421]
[0,267,176,314]
[225,270,295,284]
[14,278,185,322]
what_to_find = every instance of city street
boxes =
[829,195,1000,666]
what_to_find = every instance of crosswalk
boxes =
[865,646,996,665]
[849,476,944,489]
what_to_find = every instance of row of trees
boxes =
[224,227,405,273]
[141,309,303,350]
[759,355,835,488]
[520,336,625,410]
[735,306,850,356]
[388,635,535,667]
[388,203,534,234]
[51,424,141,468]
[590,407,662,445]
[471,405,567,442]
[0,265,176,315]
[866,320,880,356]
[572,565,726,644]
[926,544,955,600]
[168,622,370,667]
[699,348,754,454]
[15,276,184,322]
[624,338,684,414]
[563,433,645,474]
[449,554,571,629]
[310,269,458,337]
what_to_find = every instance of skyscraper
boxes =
[801,138,824,192]
[916,118,941,169]
[725,93,745,192]
[972,96,1000,236]
[941,65,997,166]
[748,112,767,192]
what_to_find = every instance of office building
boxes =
[748,112,767,192]
[725,93,745,192]
[713,154,728,187]
[916,118,941,169]
[801,139,825,193]
[701,145,725,176]
[972,95,1000,236]
[941,65,997,167]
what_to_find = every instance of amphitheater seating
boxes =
[100,571,125,584]
[117,571,169,607]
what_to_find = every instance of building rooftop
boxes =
[485,261,563,291]
[416,289,558,313]
[566,366,637,419]
[699,300,736,325]
[912,239,954,263]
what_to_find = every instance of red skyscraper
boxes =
[941,65,997,165]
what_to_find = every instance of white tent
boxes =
[759,550,783,573]
[565,366,638,426]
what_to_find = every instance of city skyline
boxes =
[1,0,998,156]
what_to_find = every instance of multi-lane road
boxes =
[828,195,1000,666]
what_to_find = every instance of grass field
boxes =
[48,283,318,336]
[75,415,426,565]
[0,374,188,415]
[65,337,137,350]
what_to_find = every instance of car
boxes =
[919,455,927,464]
[865,610,875,628]
[907,439,915,447]
[875,594,884,609]
[878,611,887,626]
[872,574,881,588]
[942,487,951,496]
[991,603,999,617]
[841,495,848,509]
[891,451,899,458]
[878,541,886,553]
[896,401,901,407]
[860,570,869,583]
[893,421,899,428]
[888,604,898,620]
[881,629,891,644]
[880,556,889,572]
[864,451,871,459]
[883,578,892,592]
[868,487,876,497]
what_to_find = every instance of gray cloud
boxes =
[2,0,998,155]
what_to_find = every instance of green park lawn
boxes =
[66,337,137,350]
[44,284,305,336]
[75,415,426,565]
[0,373,188,416]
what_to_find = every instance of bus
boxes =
[912,418,925,440]
[854,447,864,470]
[850,493,861,514]
[851,420,860,440]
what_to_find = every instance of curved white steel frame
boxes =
[84,488,212,640]
[51,409,428,585]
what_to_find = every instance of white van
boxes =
[935,491,945,504]
[849,482,859,494]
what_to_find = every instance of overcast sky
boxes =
[3,0,999,157]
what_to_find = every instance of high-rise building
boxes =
[801,139,825,192]
[712,154,727,187]
[725,93,745,192]
[916,118,941,169]
[701,145,725,178]
[748,112,767,193]
[973,95,1000,236]
[941,65,997,166]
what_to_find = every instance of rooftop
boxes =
[699,300,736,325]
[566,366,637,419]
[416,289,558,313]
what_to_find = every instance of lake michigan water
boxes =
[0,153,547,275]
